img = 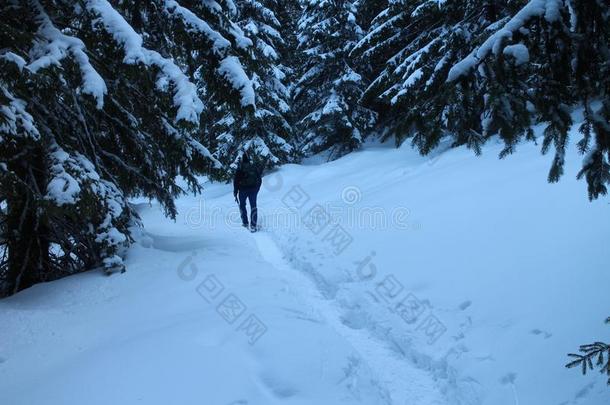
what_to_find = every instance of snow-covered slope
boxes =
[1,122,608,405]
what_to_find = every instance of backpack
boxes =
[240,162,260,188]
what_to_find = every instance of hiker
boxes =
[233,152,262,232]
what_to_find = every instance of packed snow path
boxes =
[253,232,449,404]
[1,123,609,404]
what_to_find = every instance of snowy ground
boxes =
[1,123,609,405]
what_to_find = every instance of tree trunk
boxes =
[4,147,49,296]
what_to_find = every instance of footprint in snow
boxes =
[499,372,517,385]
[260,375,298,399]
[458,300,472,310]
[530,328,552,339]
[281,307,323,324]
[341,309,368,330]
[574,381,596,400]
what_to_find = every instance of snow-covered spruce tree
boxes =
[447,0,575,175]
[270,0,303,131]
[293,0,377,159]
[205,0,295,174]
[570,0,610,200]
[352,0,609,199]
[350,0,518,153]
[349,0,388,86]
[0,0,251,297]
[273,0,303,67]
[447,0,610,199]
[350,0,390,87]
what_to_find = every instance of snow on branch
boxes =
[0,86,41,140]
[231,135,286,167]
[45,140,129,270]
[28,3,107,109]
[229,22,254,50]
[503,44,530,65]
[0,52,27,71]
[189,139,223,168]
[162,118,222,168]
[164,0,251,51]
[85,0,146,63]
[352,11,405,59]
[447,0,563,82]
[86,0,203,123]
[46,144,84,206]
[218,56,256,108]
[164,0,232,57]
[147,50,205,122]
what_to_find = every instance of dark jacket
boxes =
[233,161,262,194]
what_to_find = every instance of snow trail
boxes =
[252,231,451,405]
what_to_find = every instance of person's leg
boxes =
[249,189,258,228]
[238,190,249,227]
